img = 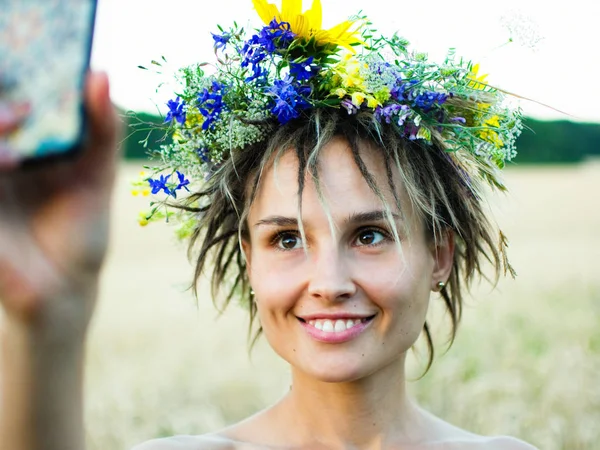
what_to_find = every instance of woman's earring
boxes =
[436,281,446,291]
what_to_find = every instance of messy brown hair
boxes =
[184,107,510,373]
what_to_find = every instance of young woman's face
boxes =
[243,137,453,383]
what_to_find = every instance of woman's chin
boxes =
[294,355,377,384]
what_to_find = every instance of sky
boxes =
[91,0,600,123]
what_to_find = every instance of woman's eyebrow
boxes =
[347,210,400,224]
[254,210,400,228]
[254,216,299,228]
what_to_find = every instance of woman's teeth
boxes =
[307,318,367,333]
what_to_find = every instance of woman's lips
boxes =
[298,315,375,343]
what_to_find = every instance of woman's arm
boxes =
[0,312,88,450]
[0,72,119,450]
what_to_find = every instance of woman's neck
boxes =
[270,355,428,449]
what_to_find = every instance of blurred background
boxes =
[86,1,600,449]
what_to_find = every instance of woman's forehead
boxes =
[249,137,408,221]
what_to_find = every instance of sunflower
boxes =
[252,0,363,51]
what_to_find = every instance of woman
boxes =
[0,1,537,449]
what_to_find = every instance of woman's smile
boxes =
[297,314,376,343]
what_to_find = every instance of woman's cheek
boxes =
[252,251,305,309]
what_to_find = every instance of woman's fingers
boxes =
[0,103,29,135]
[73,72,121,189]
[0,103,30,169]
[0,143,19,168]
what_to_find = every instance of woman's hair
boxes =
[183,107,507,373]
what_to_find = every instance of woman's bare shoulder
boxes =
[130,434,243,450]
[480,435,538,449]
[130,433,538,450]
[417,407,537,449]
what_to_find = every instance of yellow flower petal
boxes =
[304,0,322,29]
[485,115,501,127]
[290,14,309,37]
[366,95,379,108]
[351,91,365,106]
[324,20,364,50]
[281,0,302,22]
[468,63,489,90]
[252,0,281,24]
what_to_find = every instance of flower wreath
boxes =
[132,0,523,236]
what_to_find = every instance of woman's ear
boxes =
[241,238,252,276]
[430,229,455,290]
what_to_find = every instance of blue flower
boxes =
[412,91,448,112]
[164,97,186,124]
[166,171,191,198]
[268,75,311,124]
[390,80,418,102]
[290,57,320,81]
[148,174,172,195]
[258,20,295,52]
[241,20,295,82]
[197,81,226,130]
[175,171,190,192]
[197,148,211,163]
[241,38,268,82]
[212,32,231,51]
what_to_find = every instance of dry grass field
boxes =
[85,162,600,450]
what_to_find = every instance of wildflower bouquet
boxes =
[136,0,523,233]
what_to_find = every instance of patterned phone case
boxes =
[0,0,97,161]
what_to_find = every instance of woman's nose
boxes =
[306,246,356,302]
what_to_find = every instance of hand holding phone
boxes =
[0,72,119,323]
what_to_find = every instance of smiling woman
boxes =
[145,106,535,449]
[0,1,539,450]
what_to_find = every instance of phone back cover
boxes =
[0,0,97,159]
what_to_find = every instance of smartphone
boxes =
[0,0,98,165]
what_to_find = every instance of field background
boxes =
[85,162,600,450]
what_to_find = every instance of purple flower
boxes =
[197,81,225,130]
[341,99,359,115]
[374,104,411,126]
[405,122,420,140]
[451,116,467,124]
[148,174,172,195]
[375,104,401,123]
[268,75,311,124]
[164,97,186,124]
[290,57,319,81]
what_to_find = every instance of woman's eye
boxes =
[355,229,386,246]
[276,232,302,250]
